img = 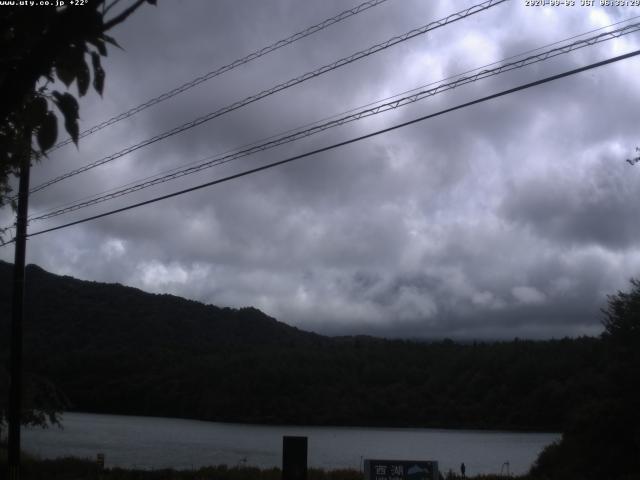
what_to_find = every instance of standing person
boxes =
[460,463,466,478]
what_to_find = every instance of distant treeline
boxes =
[0,261,606,432]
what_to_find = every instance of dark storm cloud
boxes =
[3,0,640,339]
[500,153,640,249]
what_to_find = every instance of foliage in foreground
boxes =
[530,279,640,480]
[0,456,364,480]
[2,271,640,478]
[0,456,540,480]
[0,0,154,213]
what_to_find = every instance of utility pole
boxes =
[7,126,32,480]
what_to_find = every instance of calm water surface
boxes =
[23,412,559,476]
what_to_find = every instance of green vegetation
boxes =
[0,454,536,480]
[0,0,153,214]
[0,453,359,480]
[2,263,639,478]
[528,279,640,480]
[0,261,605,432]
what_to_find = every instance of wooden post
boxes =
[282,436,307,480]
[7,129,32,480]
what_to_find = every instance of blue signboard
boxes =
[364,459,439,480]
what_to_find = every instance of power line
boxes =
[28,0,507,195]
[29,13,640,222]
[4,14,638,234]
[15,48,640,242]
[26,20,640,223]
[48,0,391,152]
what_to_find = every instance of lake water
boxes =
[22,412,559,476]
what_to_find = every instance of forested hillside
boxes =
[0,261,606,431]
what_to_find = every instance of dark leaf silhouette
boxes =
[26,96,48,128]
[55,44,86,88]
[65,118,80,146]
[37,111,58,152]
[103,34,123,50]
[54,64,75,87]
[91,52,105,96]
[52,91,80,144]
[88,37,108,56]
[52,92,79,120]
[76,59,91,97]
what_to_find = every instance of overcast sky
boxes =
[2,0,640,339]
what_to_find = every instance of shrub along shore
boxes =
[6,463,531,480]
[0,452,542,480]
[0,447,533,480]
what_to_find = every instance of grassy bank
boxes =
[0,442,536,480]
[1,457,354,480]
[0,452,533,480]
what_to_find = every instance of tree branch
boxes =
[103,0,147,31]
[104,0,125,16]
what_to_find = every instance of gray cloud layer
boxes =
[2,0,640,339]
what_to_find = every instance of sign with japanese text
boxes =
[364,459,438,480]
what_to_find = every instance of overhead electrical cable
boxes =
[28,0,507,195]
[6,48,637,243]
[48,0,391,152]
[29,13,640,221]
[25,21,640,223]
[5,14,638,232]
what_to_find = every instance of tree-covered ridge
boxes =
[0,261,605,432]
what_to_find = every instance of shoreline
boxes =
[56,410,562,435]
[1,453,530,480]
